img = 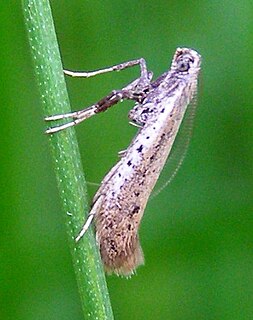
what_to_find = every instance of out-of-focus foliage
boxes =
[1,1,252,320]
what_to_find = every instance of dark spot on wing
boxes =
[127,160,132,166]
[150,154,155,161]
[136,144,143,153]
[132,205,140,214]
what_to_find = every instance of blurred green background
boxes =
[1,1,253,319]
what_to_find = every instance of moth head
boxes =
[172,47,201,74]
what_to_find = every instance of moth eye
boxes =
[177,59,190,72]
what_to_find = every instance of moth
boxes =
[46,48,201,276]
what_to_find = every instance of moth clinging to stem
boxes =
[45,47,201,276]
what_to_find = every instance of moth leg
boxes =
[45,105,96,134]
[75,195,104,242]
[118,149,127,158]
[45,60,153,134]
[64,58,149,80]
[45,89,129,134]
[128,121,143,128]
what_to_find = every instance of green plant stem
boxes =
[22,1,114,319]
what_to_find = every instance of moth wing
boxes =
[151,94,198,199]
